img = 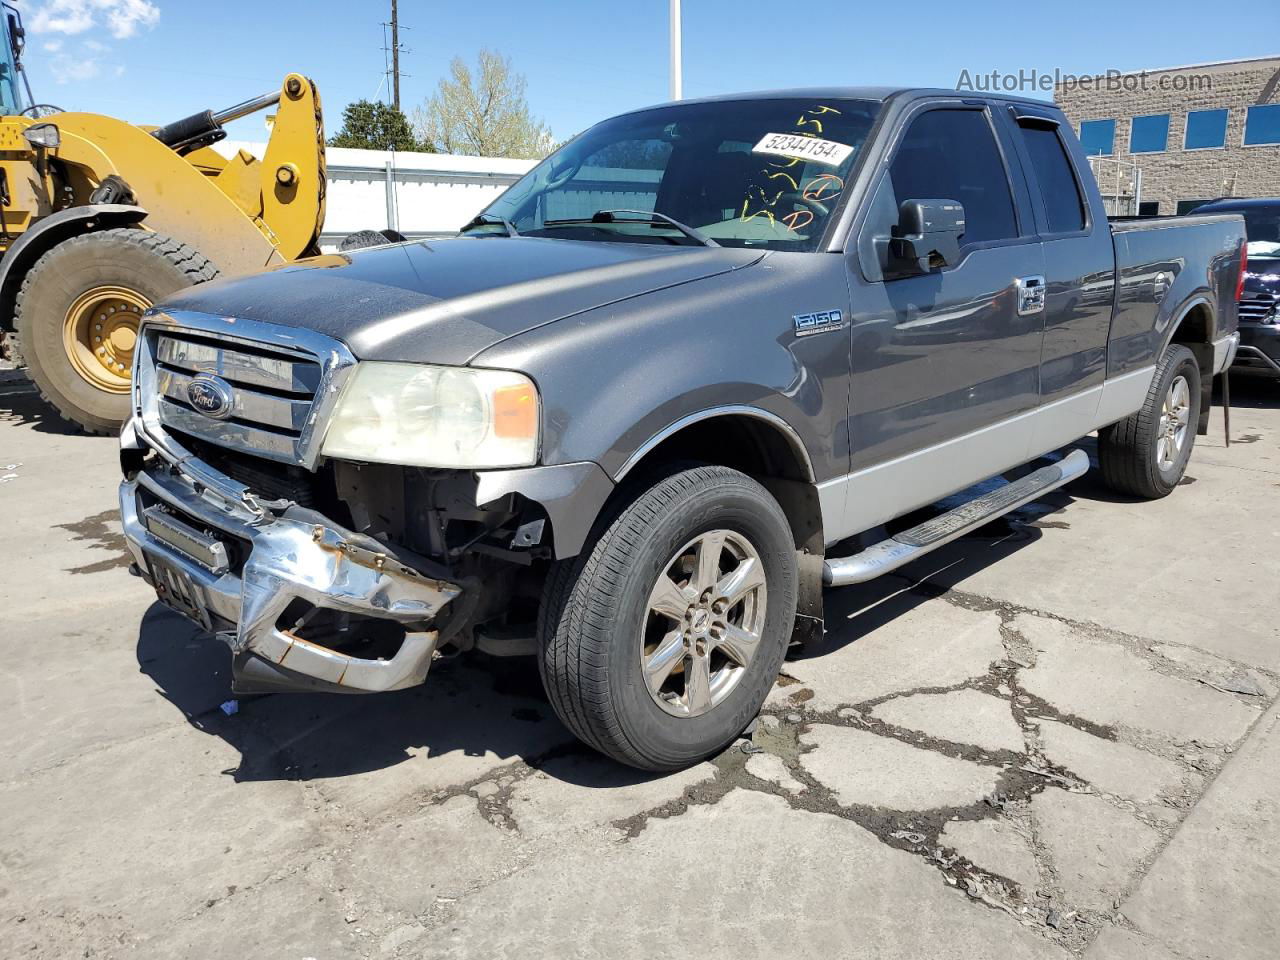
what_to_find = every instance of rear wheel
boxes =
[15,228,217,434]
[1099,344,1201,499]
[537,465,798,771]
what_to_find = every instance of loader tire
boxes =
[14,228,218,435]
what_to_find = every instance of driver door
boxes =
[831,102,1046,539]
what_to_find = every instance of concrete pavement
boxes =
[1,377,1277,959]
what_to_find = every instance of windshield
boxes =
[1243,210,1280,259]
[0,6,25,116]
[480,97,881,251]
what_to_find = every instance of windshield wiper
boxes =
[460,213,519,237]
[543,209,720,248]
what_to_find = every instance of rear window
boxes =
[1018,124,1086,234]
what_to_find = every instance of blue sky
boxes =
[19,0,1280,146]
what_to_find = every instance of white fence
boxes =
[219,142,537,250]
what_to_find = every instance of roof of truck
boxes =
[1196,197,1280,211]
[614,87,1060,117]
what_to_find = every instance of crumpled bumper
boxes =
[119,438,462,693]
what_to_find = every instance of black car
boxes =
[1196,197,1280,377]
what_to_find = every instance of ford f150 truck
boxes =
[117,88,1245,771]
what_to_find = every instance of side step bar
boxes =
[823,448,1090,587]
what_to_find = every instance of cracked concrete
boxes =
[2,383,1278,958]
[799,724,1003,810]
[872,688,1026,754]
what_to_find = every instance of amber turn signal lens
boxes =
[493,382,538,438]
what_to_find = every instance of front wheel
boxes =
[537,465,798,771]
[1099,344,1201,499]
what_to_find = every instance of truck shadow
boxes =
[134,604,660,789]
[131,448,1128,786]
[1217,372,1278,410]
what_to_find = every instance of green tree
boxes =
[328,99,431,152]
[413,50,554,159]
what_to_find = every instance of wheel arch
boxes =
[1162,296,1217,434]
[608,407,826,646]
[0,204,147,334]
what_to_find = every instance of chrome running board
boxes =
[823,448,1090,587]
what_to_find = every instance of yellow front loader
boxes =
[0,2,325,433]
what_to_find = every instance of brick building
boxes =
[1054,56,1280,215]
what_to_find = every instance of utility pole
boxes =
[391,0,401,111]
[669,0,681,100]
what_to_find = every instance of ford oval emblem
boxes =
[186,374,235,420]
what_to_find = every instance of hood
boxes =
[158,236,763,365]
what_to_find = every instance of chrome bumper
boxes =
[119,425,462,693]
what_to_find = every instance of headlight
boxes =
[321,363,539,468]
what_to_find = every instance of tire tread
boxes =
[13,228,218,434]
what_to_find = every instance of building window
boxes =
[1244,104,1280,146]
[1176,199,1214,215]
[1138,201,1160,216]
[1184,109,1229,149]
[1079,119,1116,156]
[1129,114,1170,153]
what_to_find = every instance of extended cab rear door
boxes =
[1000,104,1117,451]
[829,99,1046,540]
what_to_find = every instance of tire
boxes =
[537,465,798,771]
[14,228,218,435]
[1099,344,1201,499]
[338,230,394,251]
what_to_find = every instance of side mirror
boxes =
[23,122,60,150]
[890,199,965,273]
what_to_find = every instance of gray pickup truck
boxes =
[118,87,1245,770]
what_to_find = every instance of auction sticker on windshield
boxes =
[752,133,854,166]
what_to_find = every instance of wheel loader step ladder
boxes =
[823,448,1090,587]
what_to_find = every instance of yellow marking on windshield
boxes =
[766,170,800,190]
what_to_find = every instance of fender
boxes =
[1159,294,1219,436]
[614,404,817,484]
[1159,294,1216,358]
[0,203,147,330]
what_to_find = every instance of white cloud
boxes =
[31,1,160,40]
[51,52,102,83]
[42,39,63,52]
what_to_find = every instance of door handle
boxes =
[1016,275,1046,316]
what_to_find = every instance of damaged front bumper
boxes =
[119,420,462,694]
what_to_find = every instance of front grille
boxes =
[1238,294,1277,324]
[137,314,354,469]
[174,430,324,506]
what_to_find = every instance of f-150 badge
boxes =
[793,309,846,337]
